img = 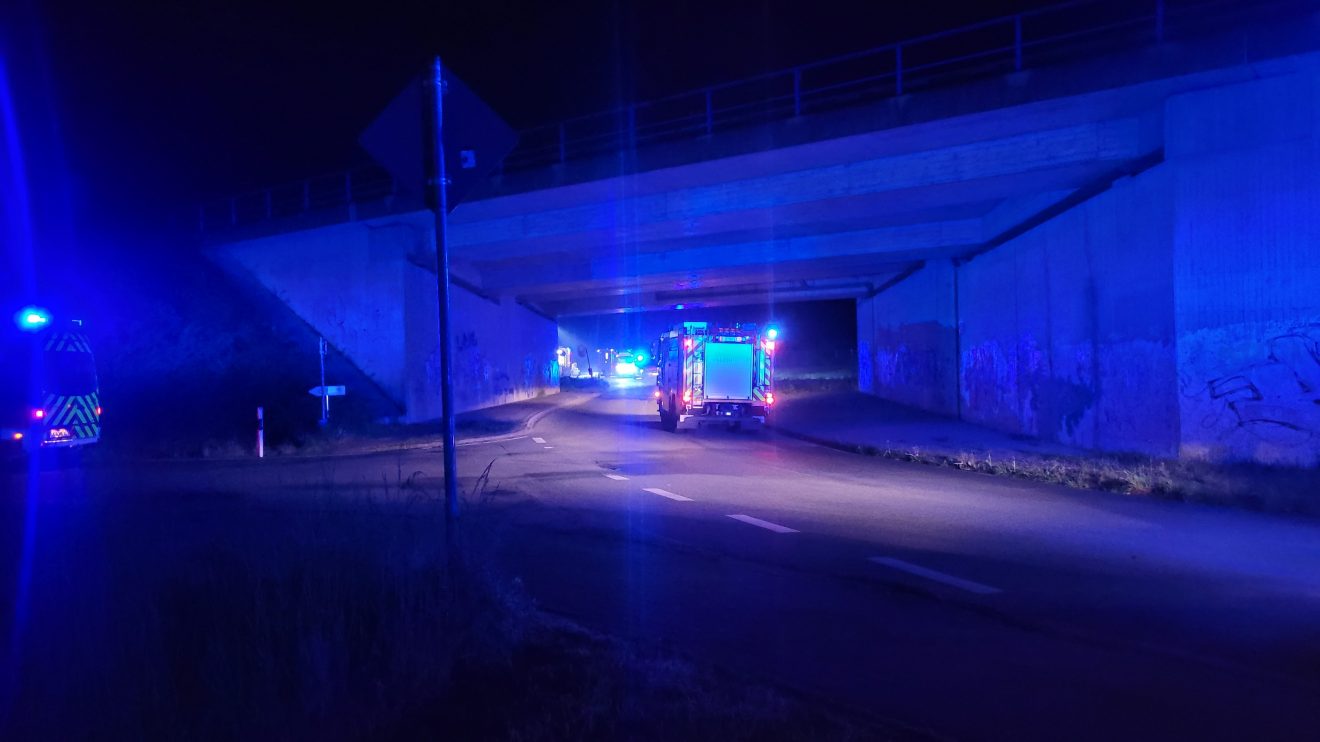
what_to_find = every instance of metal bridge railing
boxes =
[197,165,399,233]
[198,0,1311,233]
[500,0,1293,171]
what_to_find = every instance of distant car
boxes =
[614,351,644,378]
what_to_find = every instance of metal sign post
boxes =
[361,57,515,561]
[256,407,264,458]
[577,344,592,378]
[318,337,330,427]
[430,58,461,534]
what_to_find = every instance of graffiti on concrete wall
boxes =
[1197,324,1320,451]
[423,329,558,412]
[866,322,957,414]
[523,355,536,390]
[961,342,1015,424]
[961,335,1097,445]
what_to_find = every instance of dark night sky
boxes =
[7,0,1050,234]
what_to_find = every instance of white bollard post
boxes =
[257,406,265,459]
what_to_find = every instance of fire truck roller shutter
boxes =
[704,342,754,400]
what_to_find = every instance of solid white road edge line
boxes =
[456,435,527,448]
[726,514,799,534]
[643,487,693,502]
[603,473,629,481]
[867,557,1002,595]
[532,437,546,444]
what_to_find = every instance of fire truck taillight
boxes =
[684,338,693,350]
[32,408,45,420]
[763,340,776,353]
[682,390,692,403]
[653,390,661,399]
[96,406,103,416]
[765,392,775,406]
[11,432,22,441]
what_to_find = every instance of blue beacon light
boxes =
[15,306,51,331]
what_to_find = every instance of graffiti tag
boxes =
[1202,325,1320,448]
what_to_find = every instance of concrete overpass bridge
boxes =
[206,0,1320,466]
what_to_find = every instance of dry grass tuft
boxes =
[840,444,1318,516]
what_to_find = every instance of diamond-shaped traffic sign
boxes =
[359,63,516,210]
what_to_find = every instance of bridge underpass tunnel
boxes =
[557,300,857,385]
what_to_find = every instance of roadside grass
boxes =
[776,368,858,383]
[774,383,1319,517]
[1,473,901,741]
[839,442,1320,516]
[94,412,526,462]
[775,377,858,396]
[286,416,523,458]
[560,376,610,391]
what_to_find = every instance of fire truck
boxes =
[1,307,103,455]
[655,322,777,432]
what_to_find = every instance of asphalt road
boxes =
[5,384,1320,740]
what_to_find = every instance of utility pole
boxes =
[429,58,461,537]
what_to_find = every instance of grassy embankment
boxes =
[1,472,901,741]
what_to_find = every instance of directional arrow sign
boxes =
[308,385,346,397]
[358,63,517,210]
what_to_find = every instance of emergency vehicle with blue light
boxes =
[655,322,777,432]
[1,307,102,454]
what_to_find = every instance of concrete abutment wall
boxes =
[955,166,1178,456]
[1169,67,1320,466]
[857,59,1320,466]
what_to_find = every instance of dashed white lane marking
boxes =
[543,446,554,449]
[603,473,629,481]
[643,487,693,502]
[867,557,1002,595]
[726,514,799,534]
[532,437,547,444]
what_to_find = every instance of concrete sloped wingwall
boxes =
[1168,68,1320,466]
[212,211,558,423]
[211,217,414,406]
